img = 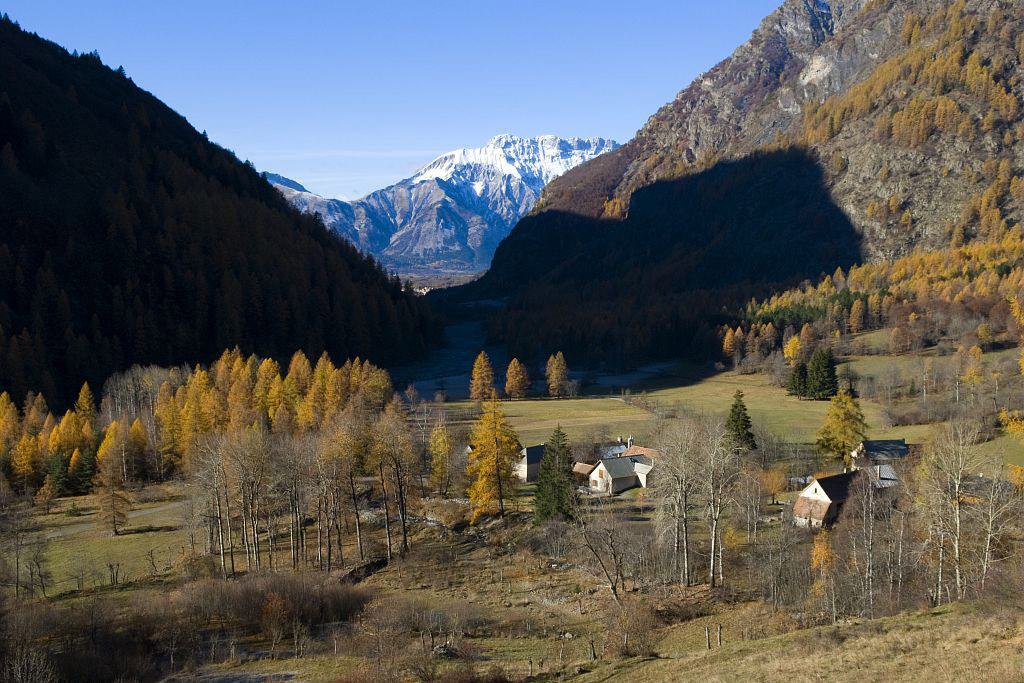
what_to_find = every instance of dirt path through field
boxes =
[44,499,187,539]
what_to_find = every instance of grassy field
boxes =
[445,333,1024,469]
[844,344,1019,380]
[452,369,934,449]
[23,486,192,596]
[497,397,654,445]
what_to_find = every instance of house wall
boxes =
[515,460,540,482]
[589,465,638,494]
[794,479,833,528]
[635,464,653,488]
[799,481,831,502]
[515,461,527,481]
[609,474,638,494]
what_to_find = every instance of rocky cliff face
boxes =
[445,0,1024,369]
[270,135,618,273]
[535,0,1023,260]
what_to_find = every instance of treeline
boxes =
[0,348,395,500]
[738,227,1024,359]
[0,15,439,409]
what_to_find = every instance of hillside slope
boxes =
[0,16,440,406]
[537,0,1022,258]
[446,0,1024,368]
[271,135,617,274]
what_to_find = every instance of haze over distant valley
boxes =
[266,134,618,274]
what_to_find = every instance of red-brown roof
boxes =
[573,462,596,476]
[622,445,660,459]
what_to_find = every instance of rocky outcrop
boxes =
[534,0,1023,260]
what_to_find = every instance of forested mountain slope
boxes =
[0,16,440,406]
[445,0,1024,368]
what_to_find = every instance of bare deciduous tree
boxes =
[651,416,703,585]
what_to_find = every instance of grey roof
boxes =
[859,439,910,460]
[599,456,639,479]
[521,444,545,465]
[598,455,652,479]
[867,463,900,488]
[598,444,628,459]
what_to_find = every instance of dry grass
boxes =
[573,602,1024,682]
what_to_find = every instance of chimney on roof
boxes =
[627,435,634,448]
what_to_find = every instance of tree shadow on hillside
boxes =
[430,147,861,379]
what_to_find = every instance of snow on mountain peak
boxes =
[412,134,618,189]
[268,133,618,273]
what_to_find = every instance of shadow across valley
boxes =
[431,147,862,376]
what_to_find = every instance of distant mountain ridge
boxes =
[268,134,618,273]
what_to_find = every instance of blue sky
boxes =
[5,1,780,198]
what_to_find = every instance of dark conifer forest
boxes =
[0,17,440,407]
[439,148,861,369]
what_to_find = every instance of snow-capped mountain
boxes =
[267,134,618,273]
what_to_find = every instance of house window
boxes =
[598,470,604,479]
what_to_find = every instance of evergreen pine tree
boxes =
[806,346,839,399]
[534,425,575,523]
[67,446,96,494]
[725,390,757,452]
[787,361,809,398]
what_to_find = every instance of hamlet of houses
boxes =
[516,435,922,527]
[513,436,661,496]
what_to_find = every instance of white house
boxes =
[793,464,902,528]
[588,455,654,494]
[793,471,856,528]
[515,444,545,482]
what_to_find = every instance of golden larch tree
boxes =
[815,390,868,463]
[504,358,529,399]
[467,398,520,522]
[722,328,736,358]
[545,352,569,398]
[848,299,866,334]
[74,382,96,425]
[469,351,495,401]
[783,336,801,363]
[428,420,454,497]
[94,443,130,535]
